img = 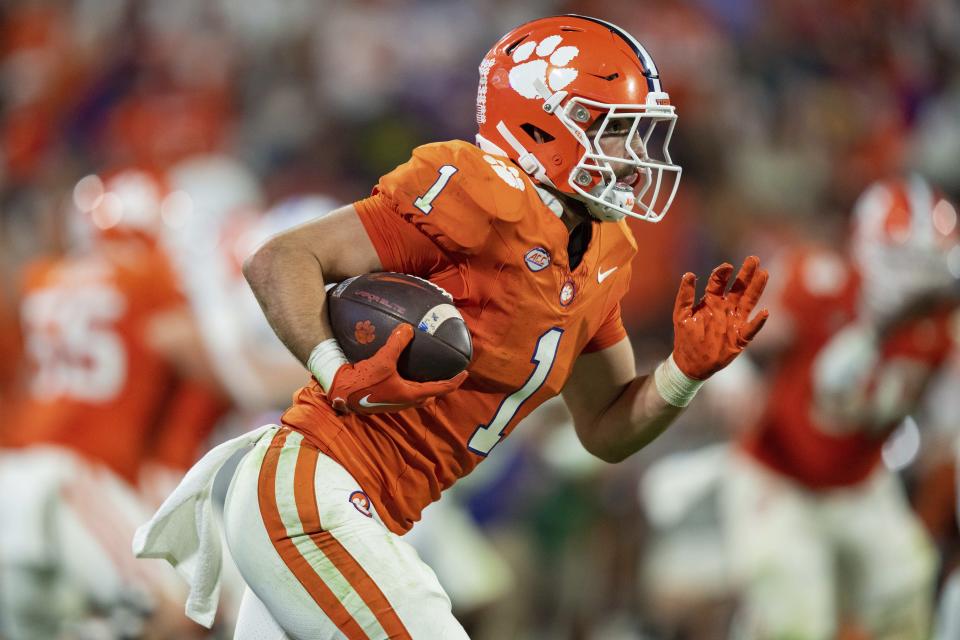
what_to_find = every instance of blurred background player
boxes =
[722,176,960,640]
[0,169,226,639]
[921,351,960,640]
[159,158,329,417]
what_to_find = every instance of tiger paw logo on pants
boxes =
[508,35,580,99]
[349,490,373,517]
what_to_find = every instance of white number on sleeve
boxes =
[468,328,563,456]
[413,165,458,214]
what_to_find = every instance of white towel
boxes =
[133,424,276,627]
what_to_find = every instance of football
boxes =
[327,272,473,382]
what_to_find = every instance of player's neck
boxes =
[556,193,592,234]
[560,209,585,233]
[535,183,592,233]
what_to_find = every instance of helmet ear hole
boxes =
[519,123,555,144]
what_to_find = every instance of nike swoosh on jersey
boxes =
[597,266,619,283]
[358,395,408,409]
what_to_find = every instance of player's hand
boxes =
[672,256,770,380]
[327,323,468,414]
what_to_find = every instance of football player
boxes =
[137,15,769,639]
[0,170,220,640]
[722,175,960,640]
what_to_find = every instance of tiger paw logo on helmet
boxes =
[483,155,525,191]
[508,35,579,99]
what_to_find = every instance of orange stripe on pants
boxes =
[293,444,411,639]
[257,429,368,640]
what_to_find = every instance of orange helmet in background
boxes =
[476,14,681,222]
[68,168,172,249]
[851,175,960,319]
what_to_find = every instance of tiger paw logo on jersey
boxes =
[354,320,376,345]
[349,490,373,517]
[483,155,526,191]
[560,280,576,306]
[508,35,580,100]
[524,247,551,272]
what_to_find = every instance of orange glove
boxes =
[672,256,769,380]
[327,323,468,414]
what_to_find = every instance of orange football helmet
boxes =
[476,14,681,222]
[851,175,960,317]
[70,168,171,247]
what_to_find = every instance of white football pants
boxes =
[722,450,937,640]
[223,426,469,639]
[0,447,184,640]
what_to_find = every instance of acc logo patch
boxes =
[349,490,373,518]
[354,320,376,345]
[559,280,576,306]
[524,247,551,272]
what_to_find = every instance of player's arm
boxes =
[242,204,381,364]
[563,337,682,462]
[563,257,769,462]
[243,204,466,413]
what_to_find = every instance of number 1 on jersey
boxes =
[468,328,564,456]
[414,165,458,214]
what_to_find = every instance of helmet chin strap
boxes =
[481,79,643,223]
[475,133,508,157]
[476,121,561,193]
[584,187,631,222]
[495,115,630,222]
[493,121,555,186]
[532,77,634,223]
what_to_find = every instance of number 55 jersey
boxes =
[282,140,638,534]
[6,244,188,482]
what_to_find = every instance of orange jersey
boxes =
[147,379,228,472]
[741,247,958,488]
[282,140,636,534]
[6,244,186,482]
[0,288,23,441]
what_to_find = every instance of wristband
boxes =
[307,339,349,393]
[654,353,705,407]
